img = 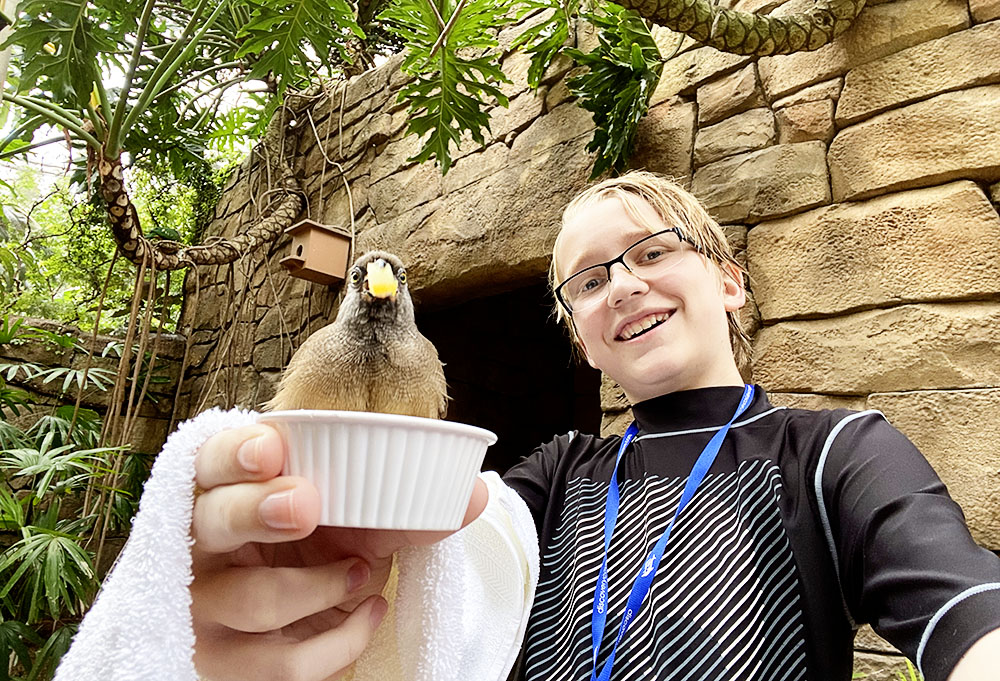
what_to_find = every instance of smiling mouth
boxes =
[617,312,672,341]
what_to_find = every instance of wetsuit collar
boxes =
[629,384,773,435]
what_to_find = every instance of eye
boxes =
[573,272,608,298]
[349,268,362,284]
[640,247,666,263]
[398,270,407,284]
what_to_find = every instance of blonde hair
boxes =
[549,170,752,371]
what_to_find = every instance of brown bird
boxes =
[266,250,448,419]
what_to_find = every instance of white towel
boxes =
[54,408,539,681]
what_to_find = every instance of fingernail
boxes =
[237,436,262,473]
[347,561,370,593]
[259,490,298,530]
[370,597,388,628]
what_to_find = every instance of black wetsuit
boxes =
[503,386,1000,681]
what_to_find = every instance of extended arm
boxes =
[822,412,1000,681]
[948,627,1000,681]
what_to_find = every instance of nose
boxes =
[606,262,648,308]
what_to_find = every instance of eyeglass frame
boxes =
[554,227,701,315]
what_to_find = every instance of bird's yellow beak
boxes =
[366,259,398,300]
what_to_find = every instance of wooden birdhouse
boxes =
[279,220,353,286]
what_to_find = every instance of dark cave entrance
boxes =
[418,281,602,475]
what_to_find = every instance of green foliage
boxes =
[2,0,377,166]
[380,0,513,174]
[0,381,31,420]
[237,0,365,95]
[0,523,97,624]
[510,0,581,89]
[2,436,118,500]
[27,406,102,449]
[896,659,923,681]
[565,2,661,178]
[0,163,224,333]
[0,620,41,681]
[24,625,75,681]
[101,340,172,403]
[4,0,118,107]
[0,319,145,679]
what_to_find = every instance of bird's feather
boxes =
[266,251,448,419]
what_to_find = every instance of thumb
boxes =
[460,476,489,528]
[399,476,489,548]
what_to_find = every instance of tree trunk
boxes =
[618,0,867,55]
[97,128,302,271]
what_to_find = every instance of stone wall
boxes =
[179,3,1000,676]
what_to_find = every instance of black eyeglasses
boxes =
[554,228,698,314]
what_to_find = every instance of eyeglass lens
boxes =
[561,230,685,311]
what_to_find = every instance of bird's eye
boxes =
[398,271,407,284]
[349,268,362,284]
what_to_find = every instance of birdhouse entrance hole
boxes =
[280,219,353,286]
[418,281,602,474]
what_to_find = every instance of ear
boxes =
[719,261,747,312]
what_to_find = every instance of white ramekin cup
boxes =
[257,410,497,530]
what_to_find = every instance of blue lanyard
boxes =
[590,385,755,681]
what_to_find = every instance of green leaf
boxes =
[565,1,662,178]
[381,0,513,174]
[25,624,76,681]
[0,619,41,681]
[0,487,28,531]
[0,315,26,345]
[510,0,579,89]
[0,526,96,623]
[237,0,365,94]
[0,378,33,418]
[5,0,118,107]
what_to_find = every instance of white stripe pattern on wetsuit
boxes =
[522,458,806,681]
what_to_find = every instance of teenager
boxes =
[189,172,1000,680]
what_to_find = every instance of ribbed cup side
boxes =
[279,419,492,530]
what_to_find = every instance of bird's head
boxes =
[339,250,414,326]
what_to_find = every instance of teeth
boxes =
[619,312,670,340]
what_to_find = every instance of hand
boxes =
[190,423,489,681]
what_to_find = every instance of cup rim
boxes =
[258,409,498,445]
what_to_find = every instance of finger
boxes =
[196,424,286,490]
[192,477,320,554]
[294,596,389,680]
[462,476,489,527]
[194,596,389,681]
[398,476,490,548]
[192,559,372,633]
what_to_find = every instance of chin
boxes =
[618,358,711,402]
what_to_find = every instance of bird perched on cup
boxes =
[266,250,448,419]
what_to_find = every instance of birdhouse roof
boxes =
[284,220,352,238]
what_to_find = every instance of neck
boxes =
[622,362,745,404]
[630,384,768,434]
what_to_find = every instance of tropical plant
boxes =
[0,315,143,679]
[896,659,923,681]
[0,166,220,333]
[379,0,514,175]
[0,0,369,273]
[565,2,662,178]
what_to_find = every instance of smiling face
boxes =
[554,195,746,403]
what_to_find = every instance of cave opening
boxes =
[418,281,602,474]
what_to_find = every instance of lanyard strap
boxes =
[590,385,755,681]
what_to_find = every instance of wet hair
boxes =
[549,170,752,372]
